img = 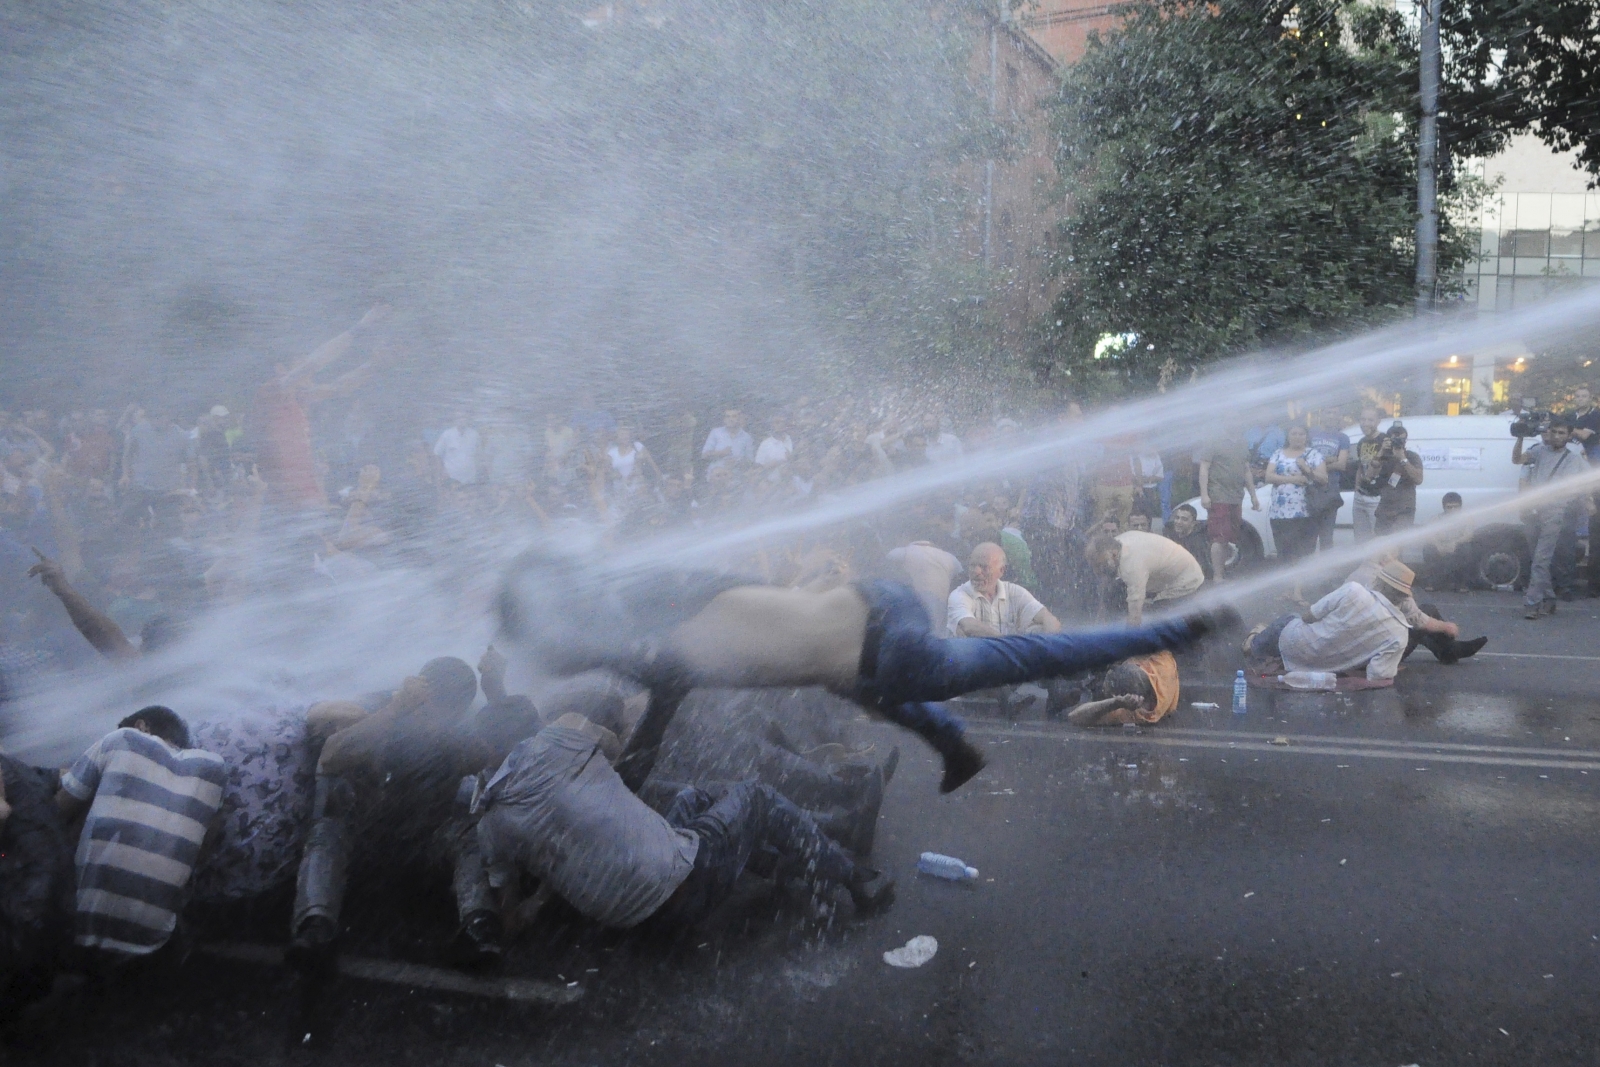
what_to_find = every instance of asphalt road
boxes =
[8,588,1600,1066]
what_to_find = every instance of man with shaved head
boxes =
[947,542,1061,638]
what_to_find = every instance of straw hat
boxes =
[1373,559,1414,597]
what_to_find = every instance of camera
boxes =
[1510,411,1552,438]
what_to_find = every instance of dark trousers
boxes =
[1403,602,1452,662]
[853,581,1199,750]
[291,775,493,937]
[651,782,858,927]
[1374,508,1415,537]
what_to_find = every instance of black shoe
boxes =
[286,915,338,975]
[845,765,886,857]
[1179,605,1243,641]
[1452,636,1488,660]
[847,868,896,913]
[880,746,900,787]
[446,911,504,970]
[939,738,986,794]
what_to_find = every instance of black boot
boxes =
[446,910,503,970]
[846,867,896,913]
[939,737,986,794]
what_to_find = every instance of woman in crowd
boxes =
[1262,424,1327,593]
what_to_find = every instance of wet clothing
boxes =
[650,782,857,927]
[1273,582,1409,681]
[1131,651,1180,721]
[1197,440,1252,506]
[254,380,325,509]
[850,579,1201,750]
[478,716,698,929]
[61,728,225,956]
[0,755,70,1005]
[947,579,1046,637]
[887,542,965,638]
[190,707,317,902]
[1112,532,1205,620]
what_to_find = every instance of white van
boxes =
[1182,414,1548,586]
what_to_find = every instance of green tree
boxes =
[1443,0,1600,181]
[1042,0,1476,392]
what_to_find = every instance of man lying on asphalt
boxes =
[470,695,895,938]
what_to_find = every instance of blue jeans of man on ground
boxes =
[651,782,859,926]
[851,580,1201,754]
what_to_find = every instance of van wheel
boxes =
[1472,530,1528,588]
[1230,524,1265,571]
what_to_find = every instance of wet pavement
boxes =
[9,589,1600,1066]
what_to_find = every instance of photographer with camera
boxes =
[1514,415,1591,618]
[1350,407,1386,541]
[1357,420,1424,536]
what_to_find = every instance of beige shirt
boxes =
[1116,531,1204,623]
[889,542,966,637]
[947,579,1045,636]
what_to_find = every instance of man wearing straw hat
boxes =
[1245,560,1416,683]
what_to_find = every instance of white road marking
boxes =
[1475,652,1600,662]
[966,723,1600,772]
[199,942,582,1004]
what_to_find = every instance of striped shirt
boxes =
[61,728,226,955]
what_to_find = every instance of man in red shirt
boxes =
[254,305,390,512]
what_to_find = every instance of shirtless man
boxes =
[501,556,1238,794]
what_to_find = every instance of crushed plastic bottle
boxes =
[917,852,979,881]
[1231,670,1248,715]
[1279,670,1337,690]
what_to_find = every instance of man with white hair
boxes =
[947,542,1060,638]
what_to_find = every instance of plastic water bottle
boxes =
[1231,670,1248,715]
[1279,670,1337,690]
[917,852,979,881]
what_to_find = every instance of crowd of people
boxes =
[0,305,1593,1029]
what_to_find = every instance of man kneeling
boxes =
[473,700,894,935]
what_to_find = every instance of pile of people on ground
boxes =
[7,307,1591,1026]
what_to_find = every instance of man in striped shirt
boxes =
[56,706,225,961]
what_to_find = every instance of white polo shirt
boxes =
[947,579,1044,636]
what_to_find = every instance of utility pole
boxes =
[982,9,999,269]
[1410,0,1442,415]
[1414,0,1440,315]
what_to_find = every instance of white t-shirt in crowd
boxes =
[702,426,754,470]
[755,434,794,468]
[888,541,966,637]
[607,442,646,481]
[434,426,480,484]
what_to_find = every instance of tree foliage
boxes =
[1042,0,1479,391]
[1444,0,1600,181]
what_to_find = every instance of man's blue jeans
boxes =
[652,782,857,926]
[852,581,1200,752]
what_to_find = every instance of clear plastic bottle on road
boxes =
[917,852,979,881]
[1231,669,1248,715]
[1279,670,1337,690]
